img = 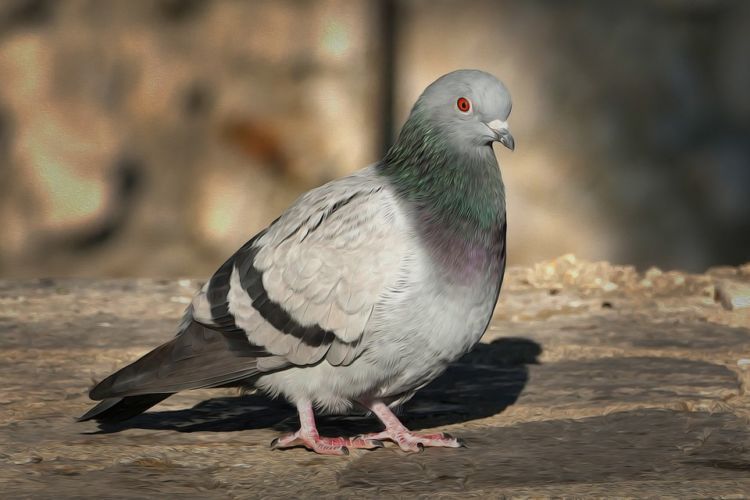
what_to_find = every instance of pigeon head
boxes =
[409,69,514,152]
[380,69,511,236]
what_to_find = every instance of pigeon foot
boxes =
[270,431,383,455]
[270,400,384,455]
[363,400,466,452]
[271,400,466,455]
[355,430,464,453]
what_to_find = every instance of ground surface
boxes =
[1,255,749,498]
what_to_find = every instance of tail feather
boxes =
[77,394,172,422]
[80,320,265,422]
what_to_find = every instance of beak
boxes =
[486,119,515,151]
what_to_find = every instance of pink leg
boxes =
[358,401,466,453]
[270,401,384,455]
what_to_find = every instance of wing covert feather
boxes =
[193,167,411,368]
[254,169,407,344]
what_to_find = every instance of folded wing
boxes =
[193,167,411,368]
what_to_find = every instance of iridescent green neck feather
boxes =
[378,109,506,241]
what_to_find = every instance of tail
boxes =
[78,320,265,423]
[77,394,172,423]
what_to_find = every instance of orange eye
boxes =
[457,97,471,113]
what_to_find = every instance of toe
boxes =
[318,436,383,450]
[270,432,303,450]
[392,431,465,451]
[347,437,385,450]
[310,442,349,456]
[394,438,423,453]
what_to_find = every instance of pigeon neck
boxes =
[379,117,506,238]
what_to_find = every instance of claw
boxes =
[270,437,279,449]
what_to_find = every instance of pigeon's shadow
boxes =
[93,337,541,436]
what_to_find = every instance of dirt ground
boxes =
[1,255,749,498]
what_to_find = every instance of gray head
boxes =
[381,69,511,234]
[409,69,514,152]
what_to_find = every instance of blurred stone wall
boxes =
[0,0,748,278]
[396,0,750,271]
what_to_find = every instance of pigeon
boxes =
[79,69,515,455]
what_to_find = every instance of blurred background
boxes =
[0,0,748,278]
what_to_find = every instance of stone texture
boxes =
[716,279,750,310]
[1,256,750,497]
[341,410,750,496]
[0,0,385,278]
